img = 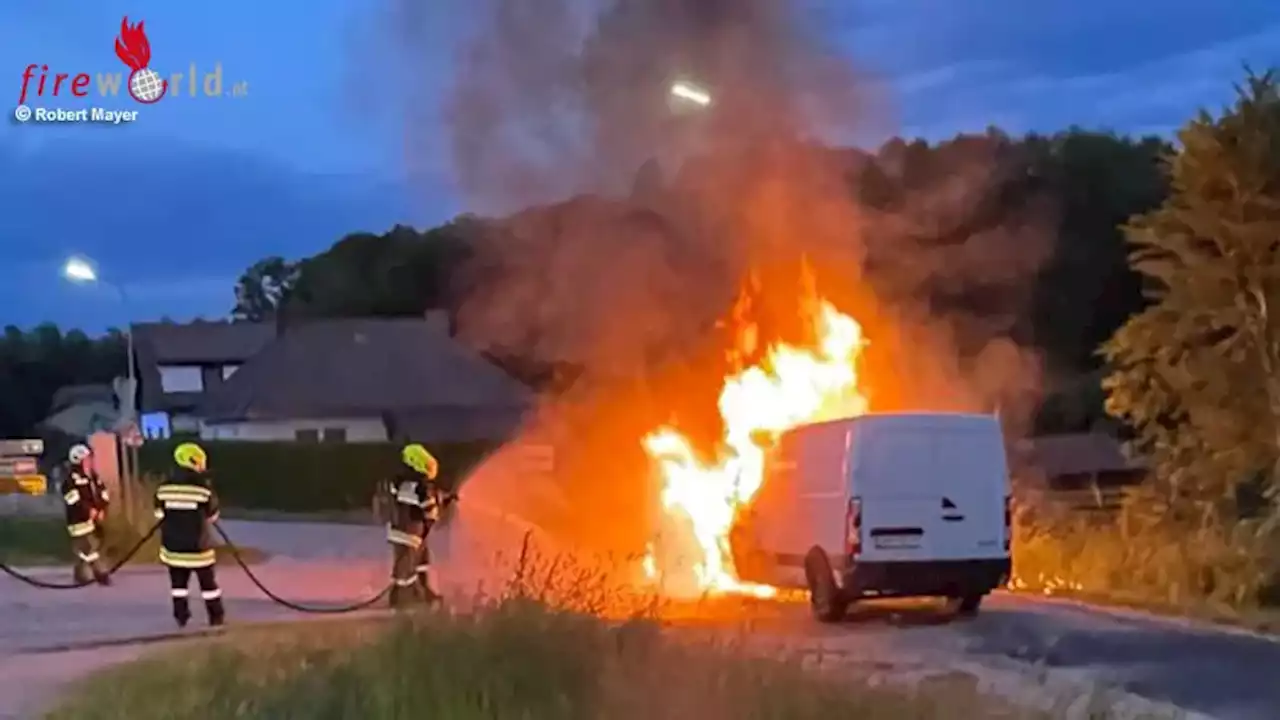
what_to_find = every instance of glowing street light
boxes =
[63,256,99,283]
[670,80,712,107]
[60,253,136,415]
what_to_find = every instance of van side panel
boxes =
[742,423,847,588]
[792,421,849,562]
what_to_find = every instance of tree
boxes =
[231,256,299,321]
[1103,71,1280,544]
[283,219,478,321]
[1028,129,1171,377]
[0,324,126,438]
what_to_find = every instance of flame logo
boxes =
[114,16,152,71]
[113,16,167,104]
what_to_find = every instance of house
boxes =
[1011,432,1146,483]
[132,320,276,438]
[187,317,533,443]
[1010,432,1147,512]
[39,384,119,438]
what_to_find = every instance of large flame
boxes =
[642,268,870,597]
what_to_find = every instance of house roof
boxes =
[132,321,276,364]
[198,318,534,422]
[39,401,120,438]
[1012,433,1146,477]
[49,384,116,413]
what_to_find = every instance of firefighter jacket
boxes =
[384,469,455,548]
[61,465,98,538]
[153,469,221,568]
[84,469,110,512]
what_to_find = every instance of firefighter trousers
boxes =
[389,537,436,607]
[168,565,224,625]
[71,533,108,584]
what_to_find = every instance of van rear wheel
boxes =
[947,593,984,616]
[803,548,846,623]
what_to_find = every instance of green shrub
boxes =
[137,440,494,512]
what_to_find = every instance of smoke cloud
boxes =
[381,0,1050,555]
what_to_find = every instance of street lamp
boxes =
[62,254,135,401]
[670,80,712,107]
[63,254,140,518]
[63,256,99,283]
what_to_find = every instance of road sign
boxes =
[0,439,43,457]
[123,424,144,448]
[0,457,38,476]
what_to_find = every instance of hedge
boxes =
[137,440,495,512]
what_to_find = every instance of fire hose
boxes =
[0,521,161,589]
[2,521,400,613]
[213,523,392,614]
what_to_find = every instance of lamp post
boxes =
[63,256,135,397]
[63,255,138,519]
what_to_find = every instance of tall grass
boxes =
[1011,482,1280,629]
[45,527,1170,720]
[48,600,1050,720]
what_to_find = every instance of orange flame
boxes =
[642,267,870,597]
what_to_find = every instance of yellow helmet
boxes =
[174,442,208,472]
[402,443,438,479]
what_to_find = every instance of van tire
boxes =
[803,547,846,623]
[949,593,984,616]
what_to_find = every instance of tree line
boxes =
[0,125,1177,436]
[4,71,1273,463]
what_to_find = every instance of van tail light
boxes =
[1003,495,1012,551]
[845,496,863,557]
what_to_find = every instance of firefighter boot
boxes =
[91,557,111,586]
[417,567,442,604]
[206,597,226,627]
[172,598,191,628]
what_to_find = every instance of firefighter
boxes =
[61,444,110,586]
[82,446,111,541]
[154,442,225,628]
[385,443,457,606]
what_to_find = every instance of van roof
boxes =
[782,411,1000,437]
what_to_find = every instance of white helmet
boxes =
[68,444,91,464]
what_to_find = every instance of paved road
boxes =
[4,513,1279,719]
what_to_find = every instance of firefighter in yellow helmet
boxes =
[384,443,457,606]
[154,442,224,627]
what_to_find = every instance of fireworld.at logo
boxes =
[16,16,248,106]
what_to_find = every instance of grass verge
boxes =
[49,600,1052,720]
[0,515,70,565]
[0,515,268,568]
[1011,487,1280,637]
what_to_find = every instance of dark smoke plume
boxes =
[382,0,1050,552]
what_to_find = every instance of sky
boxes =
[1,0,1276,332]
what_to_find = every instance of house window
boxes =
[222,364,240,380]
[295,429,320,443]
[158,365,204,393]
[322,427,347,443]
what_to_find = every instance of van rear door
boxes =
[849,416,1007,563]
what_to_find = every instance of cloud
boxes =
[887,22,1280,139]
[0,136,428,328]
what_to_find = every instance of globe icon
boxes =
[128,68,166,103]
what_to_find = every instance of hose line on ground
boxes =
[212,522,392,614]
[0,521,161,590]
